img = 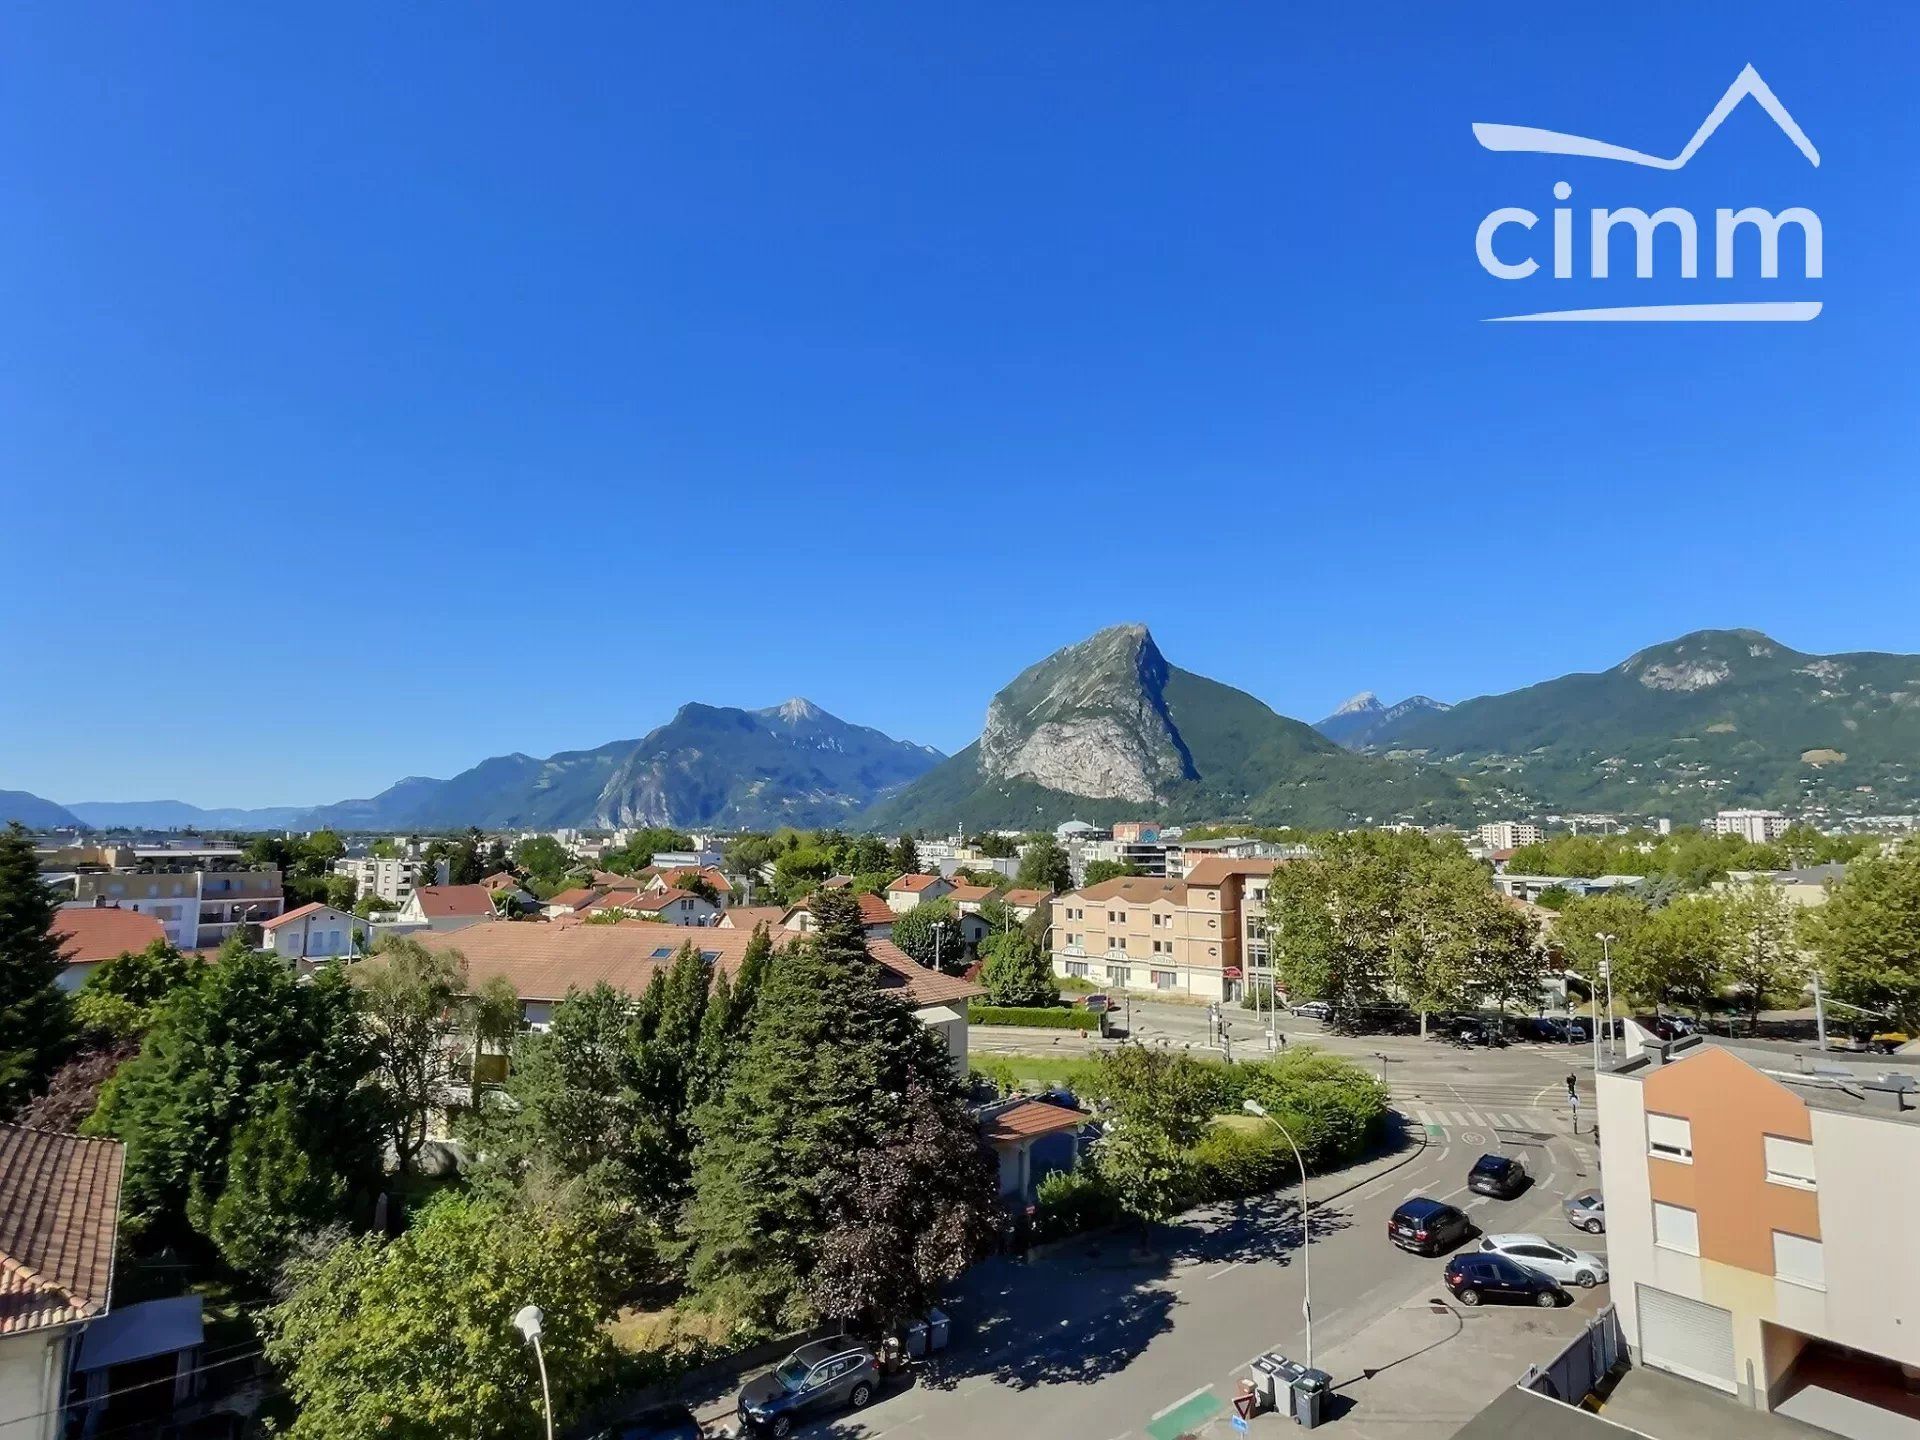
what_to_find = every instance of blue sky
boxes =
[3,4,1915,806]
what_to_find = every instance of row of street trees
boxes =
[1265,831,1543,1030]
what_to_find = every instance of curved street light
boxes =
[1242,1099,1313,1369]
[512,1304,555,1440]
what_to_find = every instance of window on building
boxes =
[1113,936,1126,951]
[1763,1136,1816,1190]
[1647,1113,1693,1163]
[1653,1201,1699,1256]
[1773,1231,1825,1290]
[1107,965,1128,985]
[1066,961,1087,978]
[1153,970,1177,989]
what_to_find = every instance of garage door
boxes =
[1638,1285,1736,1393]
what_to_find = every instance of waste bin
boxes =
[1249,1354,1288,1413]
[927,1308,950,1353]
[1291,1367,1331,1429]
[902,1318,930,1359]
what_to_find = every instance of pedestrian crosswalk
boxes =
[1403,1105,1557,1134]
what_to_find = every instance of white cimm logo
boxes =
[1473,64,1822,322]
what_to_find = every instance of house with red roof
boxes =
[261,902,359,961]
[395,884,497,933]
[885,873,952,915]
[49,906,168,991]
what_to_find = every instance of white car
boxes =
[1478,1233,1608,1288]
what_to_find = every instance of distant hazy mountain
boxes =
[0,791,85,830]
[297,700,942,832]
[862,625,1474,831]
[65,800,312,832]
[1314,692,1452,750]
[1347,628,1920,820]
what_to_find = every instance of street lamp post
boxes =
[1242,1100,1313,1370]
[1593,932,1616,1062]
[512,1305,555,1440]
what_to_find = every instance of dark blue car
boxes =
[736,1339,880,1436]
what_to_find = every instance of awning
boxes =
[75,1297,203,1372]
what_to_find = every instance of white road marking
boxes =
[1206,1259,1251,1281]
[1149,1386,1214,1422]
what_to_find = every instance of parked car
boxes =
[588,1405,703,1440]
[1290,1000,1333,1020]
[1519,1016,1566,1042]
[1081,993,1115,1015]
[1467,1153,1529,1199]
[1478,1233,1608,1288]
[737,1339,880,1436]
[1387,1196,1474,1256]
[1564,1190,1606,1234]
[1444,1252,1565,1307]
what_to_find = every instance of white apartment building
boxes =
[70,866,284,950]
[1475,821,1543,851]
[333,855,434,907]
[1708,809,1792,844]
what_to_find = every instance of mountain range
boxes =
[1320,628,1920,820]
[22,625,1920,835]
[862,625,1475,831]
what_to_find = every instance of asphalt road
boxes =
[739,1078,1604,1440]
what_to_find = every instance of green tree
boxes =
[350,937,467,1176]
[1626,894,1727,1015]
[1083,1045,1216,1225]
[1552,891,1655,1013]
[847,836,891,874]
[1081,859,1140,886]
[471,975,522,1083]
[207,1083,348,1277]
[683,887,971,1329]
[1802,841,1920,1032]
[89,941,381,1252]
[890,897,960,968]
[513,835,576,886]
[969,833,1019,860]
[978,932,1059,1006]
[0,821,75,1114]
[1016,837,1072,893]
[73,939,195,1043]
[1266,831,1413,1023]
[890,835,921,875]
[264,1192,619,1440]
[1719,877,1806,1025]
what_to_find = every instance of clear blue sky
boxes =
[4,4,1915,807]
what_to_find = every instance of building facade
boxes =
[1049,859,1276,1001]
[261,902,359,960]
[334,855,432,907]
[71,866,284,950]
[1707,809,1792,844]
[1598,1037,1920,1419]
[1476,821,1544,851]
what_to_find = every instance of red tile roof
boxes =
[1000,888,1050,908]
[858,894,897,927]
[0,1125,124,1336]
[945,883,994,905]
[416,921,980,1009]
[480,872,524,891]
[658,866,732,894]
[261,901,351,931]
[889,874,944,893]
[980,1100,1092,1146]
[412,885,495,918]
[49,908,167,966]
[632,888,698,912]
[544,887,597,911]
[1181,857,1279,887]
[1071,876,1188,904]
[716,905,786,932]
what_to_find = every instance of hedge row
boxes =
[967,1003,1101,1030]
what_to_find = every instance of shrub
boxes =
[967,1004,1099,1030]
[1184,1121,1296,1206]
[1032,1167,1120,1241]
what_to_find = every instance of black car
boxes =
[1445,1252,1564,1307]
[737,1339,880,1437]
[1468,1153,1528,1199]
[588,1405,703,1439]
[1387,1196,1474,1255]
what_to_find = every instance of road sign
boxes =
[1232,1418,1249,1433]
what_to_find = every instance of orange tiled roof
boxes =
[416,921,980,1009]
[889,874,944,893]
[945,883,993,905]
[1000,888,1050,908]
[49,908,167,965]
[1071,876,1188,904]
[857,894,896,927]
[980,1100,1092,1145]
[1181,857,1279,887]
[0,1125,124,1336]
[413,885,495,918]
[717,905,786,931]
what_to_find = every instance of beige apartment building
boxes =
[1050,858,1276,1000]
[1598,1035,1920,1427]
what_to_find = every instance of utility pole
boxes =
[1593,933,1616,1064]
[1813,970,1828,1051]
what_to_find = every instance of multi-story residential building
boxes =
[1476,821,1543,851]
[1598,1035,1920,1419]
[70,865,284,950]
[1707,809,1792,844]
[1050,858,1276,1000]
[333,855,435,907]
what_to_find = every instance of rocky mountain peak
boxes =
[977,624,1193,803]
[1329,691,1383,717]
[767,697,825,725]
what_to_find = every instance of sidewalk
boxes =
[1239,1286,1611,1440]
